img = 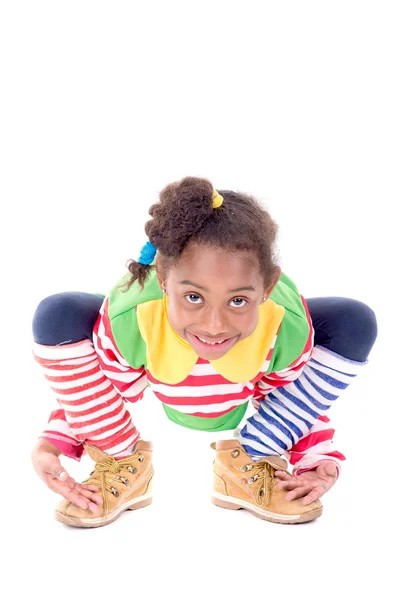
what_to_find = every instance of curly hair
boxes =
[125,176,280,290]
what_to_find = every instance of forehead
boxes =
[168,244,262,288]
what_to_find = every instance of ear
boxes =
[155,267,167,292]
[263,266,281,300]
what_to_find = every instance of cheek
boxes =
[241,309,260,335]
[166,297,187,331]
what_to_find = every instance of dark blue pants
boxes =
[32,293,378,363]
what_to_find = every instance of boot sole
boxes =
[211,491,322,524]
[55,492,152,528]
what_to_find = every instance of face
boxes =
[157,243,281,361]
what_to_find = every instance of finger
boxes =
[286,486,314,501]
[49,479,90,508]
[301,487,326,505]
[72,482,99,494]
[78,488,103,505]
[50,479,103,510]
[50,477,103,505]
[63,487,101,513]
[322,462,338,479]
[81,484,101,492]
[69,481,103,505]
[44,459,70,483]
[43,473,74,494]
[51,474,81,492]
[66,492,91,510]
[276,479,302,491]
[275,480,288,490]
[274,471,292,480]
[87,501,102,514]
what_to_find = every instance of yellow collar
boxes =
[136,295,285,384]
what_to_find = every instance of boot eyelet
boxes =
[127,466,137,474]
[241,465,252,472]
[138,455,144,462]
[259,488,265,497]
[120,477,129,485]
[231,450,240,458]
[249,474,260,484]
[110,487,120,497]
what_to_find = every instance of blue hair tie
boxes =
[138,240,157,265]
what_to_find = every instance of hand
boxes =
[275,461,338,505]
[32,440,103,514]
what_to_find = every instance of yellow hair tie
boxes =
[211,189,224,209]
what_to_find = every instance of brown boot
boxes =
[55,441,154,528]
[211,440,322,524]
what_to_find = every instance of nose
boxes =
[200,307,229,336]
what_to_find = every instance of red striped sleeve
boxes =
[289,427,336,453]
[40,409,84,460]
[287,417,346,475]
[34,338,140,459]
[92,298,148,403]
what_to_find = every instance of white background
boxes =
[1,1,399,599]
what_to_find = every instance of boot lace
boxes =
[240,460,278,506]
[83,453,144,514]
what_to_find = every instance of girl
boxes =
[31,177,377,527]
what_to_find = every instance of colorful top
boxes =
[93,270,314,432]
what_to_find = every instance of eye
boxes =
[185,294,203,305]
[229,298,247,308]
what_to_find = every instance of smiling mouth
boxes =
[196,336,229,345]
[188,332,238,351]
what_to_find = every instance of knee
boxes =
[32,293,76,345]
[341,299,378,346]
[32,292,101,346]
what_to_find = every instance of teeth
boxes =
[198,337,226,345]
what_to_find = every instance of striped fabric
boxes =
[92,300,148,401]
[34,339,142,459]
[147,361,259,419]
[238,345,366,470]
[98,296,313,421]
[146,324,312,420]
[41,409,85,459]
[288,415,345,475]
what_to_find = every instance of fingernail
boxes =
[59,472,68,481]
